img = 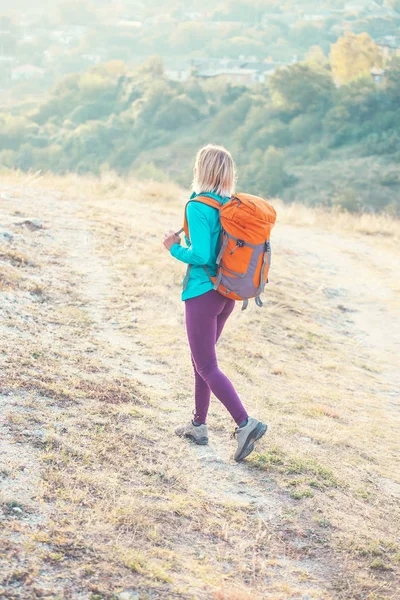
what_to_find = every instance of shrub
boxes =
[153,95,201,130]
[307,142,329,162]
[132,162,169,182]
[331,188,361,213]
[15,144,34,171]
[380,171,400,186]
[290,114,322,143]
[0,149,17,168]
[249,121,291,150]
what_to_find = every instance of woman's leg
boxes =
[185,290,248,426]
[191,355,211,424]
[216,296,235,340]
[190,297,235,424]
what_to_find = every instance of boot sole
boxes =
[235,422,267,462]
[185,434,209,446]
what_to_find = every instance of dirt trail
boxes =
[276,225,400,378]
[276,224,400,400]
[59,200,332,596]
[1,181,399,599]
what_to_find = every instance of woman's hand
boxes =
[163,230,181,251]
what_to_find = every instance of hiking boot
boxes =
[175,422,208,446]
[233,417,267,462]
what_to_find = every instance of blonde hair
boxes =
[192,144,236,198]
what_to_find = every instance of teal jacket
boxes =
[170,192,229,301]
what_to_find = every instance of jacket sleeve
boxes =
[170,202,211,265]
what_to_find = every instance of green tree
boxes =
[290,22,326,50]
[137,81,173,123]
[16,144,34,171]
[170,22,213,53]
[212,0,281,22]
[138,55,164,78]
[79,73,112,101]
[210,93,254,136]
[323,105,352,144]
[305,45,329,68]
[185,80,207,105]
[0,149,17,168]
[354,16,400,38]
[58,1,96,25]
[289,114,322,143]
[32,74,81,125]
[322,76,382,145]
[270,64,335,115]
[234,105,272,148]
[154,96,201,130]
[261,24,282,45]
[331,188,361,213]
[0,116,38,150]
[262,146,287,195]
[249,121,291,150]
[219,36,266,58]
[386,57,400,99]
[386,0,400,12]
[338,78,382,127]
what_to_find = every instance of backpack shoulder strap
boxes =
[183,195,222,238]
[192,194,222,211]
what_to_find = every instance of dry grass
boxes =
[273,197,400,240]
[0,171,399,600]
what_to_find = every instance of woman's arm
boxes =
[170,203,211,266]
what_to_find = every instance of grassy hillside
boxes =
[2,47,400,215]
[1,172,399,599]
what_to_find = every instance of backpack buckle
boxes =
[229,239,245,255]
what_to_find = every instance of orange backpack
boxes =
[181,193,277,310]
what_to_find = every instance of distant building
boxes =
[11,64,46,81]
[193,58,240,71]
[0,56,15,64]
[370,67,385,85]
[240,61,278,83]
[164,57,288,87]
[261,12,297,28]
[21,34,36,43]
[117,19,142,29]
[196,67,259,85]
[302,13,330,21]
[43,49,57,63]
[51,30,74,46]
[82,54,103,65]
[50,26,87,46]
[165,63,193,82]
[182,12,202,21]
[345,0,385,11]
[192,58,283,85]
[376,36,400,59]
[70,26,87,36]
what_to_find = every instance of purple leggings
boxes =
[185,289,248,426]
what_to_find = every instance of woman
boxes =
[163,144,267,462]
